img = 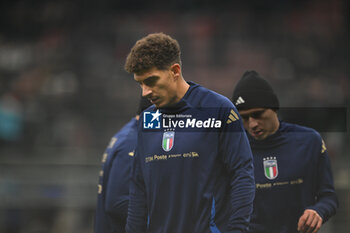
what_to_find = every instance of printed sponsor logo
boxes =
[143,110,222,130]
[143,110,162,129]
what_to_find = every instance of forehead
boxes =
[239,108,267,115]
[134,67,166,82]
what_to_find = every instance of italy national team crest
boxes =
[162,131,175,152]
[263,157,278,180]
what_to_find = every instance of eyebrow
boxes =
[240,110,266,119]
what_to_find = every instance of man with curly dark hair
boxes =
[125,33,181,75]
[124,33,255,233]
[125,33,186,109]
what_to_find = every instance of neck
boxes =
[175,77,190,102]
[270,114,280,136]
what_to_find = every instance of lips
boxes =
[252,130,263,137]
[149,97,160,105]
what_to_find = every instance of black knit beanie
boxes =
[232,70,279,111]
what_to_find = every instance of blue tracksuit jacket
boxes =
[248,121,338,233]
[95,118,137,233]
[126,82,255,233]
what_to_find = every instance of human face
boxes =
[134,66,179,108]
[239,108,279,140]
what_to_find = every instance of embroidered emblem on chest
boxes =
[162,130,175,152]
[263,157,278,180]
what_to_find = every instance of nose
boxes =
[248,117,258,130]
[141,84,152,97]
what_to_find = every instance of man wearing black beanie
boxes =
[232,71,280,140]
[232,71,338,233]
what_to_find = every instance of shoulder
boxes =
[282,121,322,144]
[188,84,243,129]
[116,118,137,137]
[108,118,138,149]
[284,121,329,155]
[189,83,234,109]
[283,121,320,135]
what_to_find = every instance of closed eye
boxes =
[143,76,159,87]
[251,110,265,118]
[241,110,266,120]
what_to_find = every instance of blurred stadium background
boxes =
[0,0,349,232]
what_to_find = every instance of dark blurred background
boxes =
[0,0,349,232]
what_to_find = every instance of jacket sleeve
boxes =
[94,135,118,233]
[308,138,338,222]
[219,106,255,233]
[104,148,131,220]
[126,126,148,232]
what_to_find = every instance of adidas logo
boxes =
[227,109,239,124]
[235,96,245,105]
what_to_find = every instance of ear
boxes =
[170,63,181,80]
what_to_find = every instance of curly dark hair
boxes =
[124,32,181,74]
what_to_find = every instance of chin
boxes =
[257,135,268,140]
[252,134,266,141]
[155,103,166,109]
[158,101,172,108]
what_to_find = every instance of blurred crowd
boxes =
[0,0,349,232]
